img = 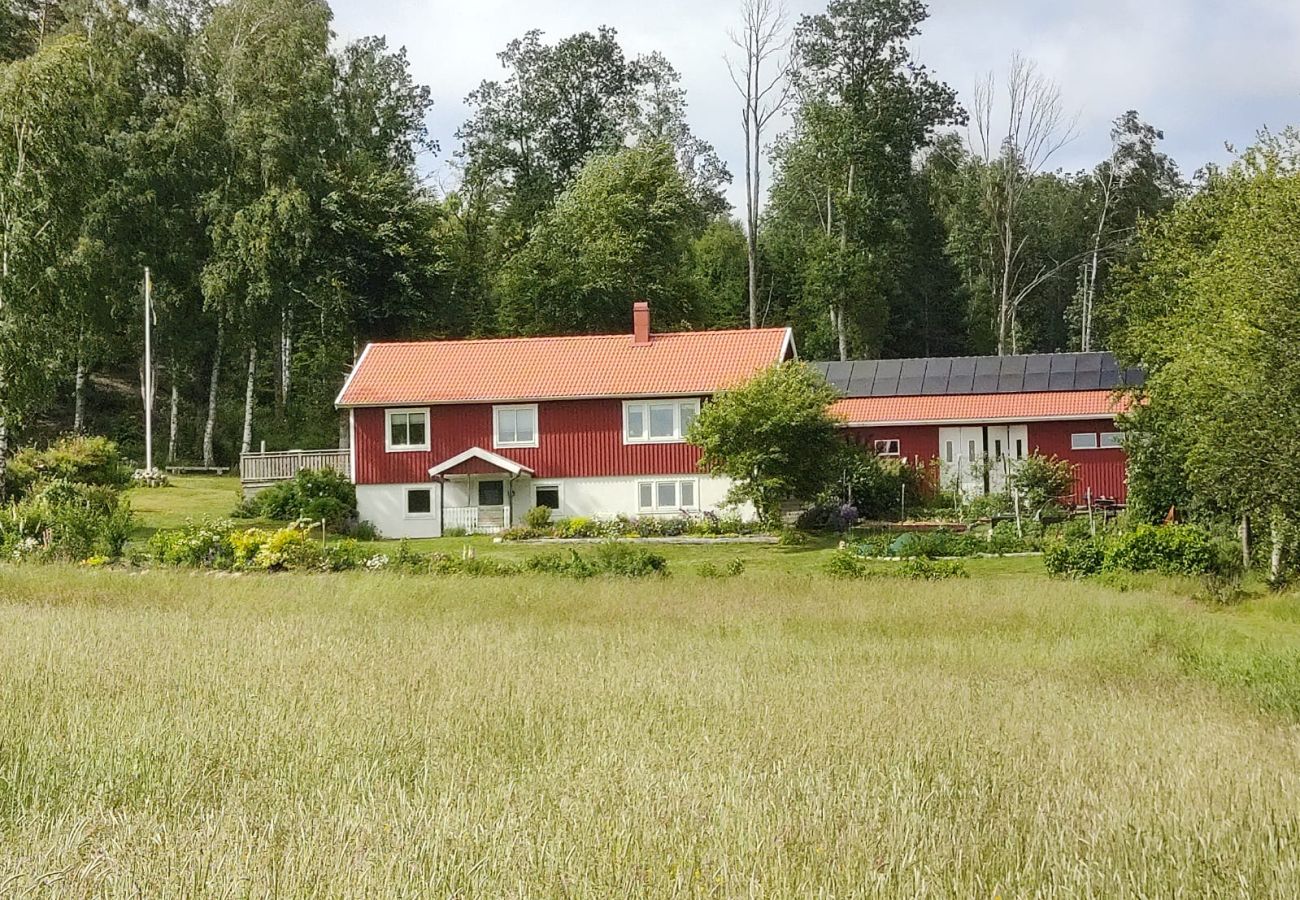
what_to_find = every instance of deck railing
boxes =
[443,505,509,534]
[239,449,350,493]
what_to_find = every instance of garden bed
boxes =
[497,534,779,545]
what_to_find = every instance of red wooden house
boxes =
[812,354,1143,505]
[335,303,794,537]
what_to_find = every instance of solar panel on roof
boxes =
[812,352,1137,397]
[921,358,952,395]
[947,357,975,393]
[1073,368,1102,390]
[871,359,901,396]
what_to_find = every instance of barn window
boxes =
[1099,432,1124,449]
[1071,433,1099,450]
[873,439,900,457]
[386,409,430,452]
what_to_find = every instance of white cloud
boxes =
[330,0,1300,211]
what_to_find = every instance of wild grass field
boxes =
[4,475,1298,894]
[3,559,1300,896]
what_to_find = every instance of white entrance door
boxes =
[986,425,1029,493]
[938,426,986,498]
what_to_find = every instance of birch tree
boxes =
[726,0,790,327]
[970,54,1076,354]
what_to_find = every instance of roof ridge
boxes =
[367,326,789,349]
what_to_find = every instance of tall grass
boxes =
[1,567,1299,896]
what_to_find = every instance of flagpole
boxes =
[144,267,153,474]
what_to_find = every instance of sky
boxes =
[329,0,1300,213]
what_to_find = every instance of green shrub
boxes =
[1103,524,1219,576]
[1044,524,1229,579]
[1010,454,1077,517]
[148,519,236,568]
[1043,536,1106,578]
[347,520,379,541]
[896,557,968,580]
[250,525,325,571]
[322,539,367,572]
[776,528,808,546]
[824,549,869,579]
[7,435,130,498]
[522,542,668,578]
[0,480,134,562]
[524,506,554,529]
[252,468,356,530]
[428,552,518,576]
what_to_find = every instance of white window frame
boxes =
[492,403,539,449]
[385,408,430,452]
[1071,432,1100,451]
[636,478,700,513]
[873,439,901,457]
[623,398,701,444]
[404,486,435,519]
[533,483,562,515]
[1099,431,1124,449]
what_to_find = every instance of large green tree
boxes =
[1111,131,1300,576]
[766,0,962,360]
[496,143,704,334]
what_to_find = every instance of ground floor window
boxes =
[534,484,561,511]
[873,438,900,457]
[637,479,698,513]
[406,487,433,516]
[477,479,505,507]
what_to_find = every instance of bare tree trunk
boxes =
[834,161,854,361]
[1241,513,1252,573]
[240,345,257,456]
[73,348,86,433]
[727,0,789,329]
[279,307,291,409]
[0,411,7,501]
[167,364,179,465]
[338,410,349,450]
[202,321,223,468]
[1270,512,1286,585]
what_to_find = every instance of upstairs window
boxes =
[624,399,700,443]
[493,404,538,448]
[873,439,901,457]
[386,409,429,452]
[1071,432,1099,450]
[1099,431,1124,449]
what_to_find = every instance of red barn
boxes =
[335,303,794,537]
[811,354,1142,506]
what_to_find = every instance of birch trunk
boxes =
[73,349,86,433]
[1240,513,1252,573]
[240,345,257,456]
[167,367,179,465]
[202,321,223,468]
[1270,512,1286,584]
[279,308,291,409]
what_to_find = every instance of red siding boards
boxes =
[842,418,1128,505]
[1027,419,1128,504]
[354,399,703,485]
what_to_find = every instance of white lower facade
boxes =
[356,473,748,539]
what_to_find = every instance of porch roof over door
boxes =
[428,446,534,478]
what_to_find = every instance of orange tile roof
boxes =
[336,328,794,406]
[831,390,1128,425]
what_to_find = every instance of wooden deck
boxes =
[239,449,350,497]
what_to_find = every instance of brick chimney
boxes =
[632,301,651,344]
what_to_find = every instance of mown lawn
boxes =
[2,565,1300,896]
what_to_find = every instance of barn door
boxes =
[988,425,1029,493]
[938,427,986,498]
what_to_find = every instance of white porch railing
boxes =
[443,506,509,534]
[239,449,350,496]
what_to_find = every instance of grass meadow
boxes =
[3,559,1300,896]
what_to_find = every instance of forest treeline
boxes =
[0,0,1190,466]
